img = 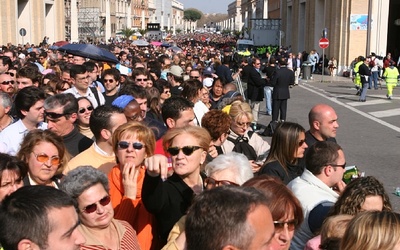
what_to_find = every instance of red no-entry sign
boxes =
[319,38,329,49]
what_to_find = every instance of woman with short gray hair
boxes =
[61,165,140,250]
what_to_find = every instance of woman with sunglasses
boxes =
[61,166,140,250]
[142,126,211,246]
[16,129,68,188]
[76,97,94,139]
[243,175,304,250]
[108,122,158,250]
[259,122,308,184]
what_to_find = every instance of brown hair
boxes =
[201,110,231,141]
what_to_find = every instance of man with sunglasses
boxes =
[44,93,93,157]
[102,68,120,106]
[0,186,85,250]
[288,141,346,250]
[0,72,16,97]
[0,86,47,156]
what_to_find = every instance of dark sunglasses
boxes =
[117,141,145,150]
[273,219,298,231]
[1,80,14,85]
[190,76,200,79]
[204,177,239,189]
[81,195,111,214]
[167,146,202,156]
[78,106,94,114]
[329,162,346,169]
[298,139,306,147]
[32,152,61,166]
[103,79,115,83]
[5,72,14,77]
[136,78,148,81]
[44,111,68,119]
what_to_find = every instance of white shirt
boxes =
[63,86,105,108]
[0,119,47,156]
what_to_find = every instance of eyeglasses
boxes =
[136,78,148,81]
[298,139,306,147]
[5,72,14,77]
[190,76,200,79]
[103,79,115,83]
[236,121,251,128]
[273,219,298,231]
[329,162,346,169]
[68,56,74,59]
[32,152,61,166]
[204,177,239,189]
[1,80,14,85]
[167,146,203,156]
[81,195,111,214]
[163,90,170,94]
[78,106,93,114]
[117,141,145,150]
[44,111,68,120]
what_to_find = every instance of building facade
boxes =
[0,0,65,45]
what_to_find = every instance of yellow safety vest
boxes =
[383,67,399,84]
[354,61,363,84]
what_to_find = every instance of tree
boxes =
[176,28,182,34]
[120,28,135,40]
[184,8,202,31]
[137,29,147,37]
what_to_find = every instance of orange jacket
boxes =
[108,165,158,250]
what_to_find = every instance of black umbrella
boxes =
[58,43,118,64]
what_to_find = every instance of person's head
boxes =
[72,55,86,65]
[340,211,400,250]
[70,64,89,92]
[264,122,307,170]
[0,185,85,250]
[154,78,171,104]
[0,91,13,119]
[124,99,143,122]
[308,104,339,141]
[229,100,253,136]
[118,84,148,118]
[252,57,261,70]
[89,105,127,143]
[16,66,41,89]
[319,214,353,250]
[163,126,211,177]
[0,56,12,74]
[162,96,195,128]
[102,68,120,94]
[82,61,99,82]
[112,121,155,166]
[211,77,225,98]
[185,185,275,250]
[181,79,203,103]
[201,109,231,144]
[61,166,113,229]
[189,69,201,81]
[16,129,68,185]
[55,80,71,93]
[306,141,345,187]
[0,153,27,201]
[15,86,46,122]
[76,97,93,127]
[328,176,392,216]
[204,152,253,189]
[0,72,16,95]
[243,175,304,250]
[44,93,78,136]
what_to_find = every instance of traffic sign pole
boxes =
[319,38,330,82]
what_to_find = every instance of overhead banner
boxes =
[350,14,368,30]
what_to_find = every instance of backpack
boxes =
[89,87,101,107]
[262,120,281,137]
[227,131,257,161]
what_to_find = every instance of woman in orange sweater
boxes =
[108,122,158,250]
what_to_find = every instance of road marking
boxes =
[369,108,400,118]
[347,99,391,107]
[300,84,400,133]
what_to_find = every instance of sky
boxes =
[178,0,232,14]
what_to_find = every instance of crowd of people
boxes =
[0,35,399,250]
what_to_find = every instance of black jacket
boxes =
[270,66,295,100]
[247,67,266,102]
[259,160,304,184]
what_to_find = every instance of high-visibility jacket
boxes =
[383,66,399,84]
[354,61,363,85]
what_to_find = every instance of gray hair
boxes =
[60,166,109,202]
[0,92,12,109]
[205,152,254,185]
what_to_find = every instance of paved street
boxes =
[255,74,400,211]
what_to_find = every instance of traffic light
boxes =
[322,28,328,38]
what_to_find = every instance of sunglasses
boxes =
[190,76,200,79]
[204,177,239,189]
[236,121,251,128]
[5,72,15,77]
[298,139,306,147]
[44,111,68,119]
[117,141,145,150]
[78,106,94,114]
[273,219,298,231]
[329,162,346,169]
[167,146,203,156]
[136,78,148,81]
[81,195,111,214]
[32,152,61,166]
[1,80,14,85]
[163,90,170,94]
[103,79,115,83]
